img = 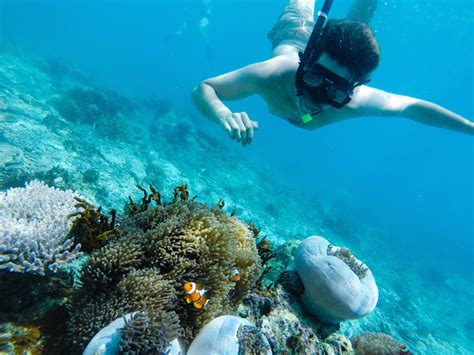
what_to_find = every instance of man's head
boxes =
[296,20,380,113]
[319,20,380,82]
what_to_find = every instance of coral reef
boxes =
[53,86,136,140]
[82,169,100,184]
[54,87,134,125]
[238,286,354,354]
[0,322,43,354]
[263,239,300,286]
[69,188,261,351]
[0,181,82,275]
[315,333,354,354]
[351,332,409,355]
[0,270,73,354]
[290,236,378,324]
[278,270,305,296]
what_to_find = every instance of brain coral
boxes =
[69,200,261,351]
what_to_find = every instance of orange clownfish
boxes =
[399,345,411,354]
[229,268,241,282]
[183,282,209,309]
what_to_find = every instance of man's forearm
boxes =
[405,100,474,136]
[191,83,232,125]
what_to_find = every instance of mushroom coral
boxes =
[289,236,378,324]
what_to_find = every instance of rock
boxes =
[239,288,319,354]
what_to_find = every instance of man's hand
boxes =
[222,112,259,146]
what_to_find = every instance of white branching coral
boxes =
[0,181,82,275]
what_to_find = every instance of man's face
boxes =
[298,53,355,115]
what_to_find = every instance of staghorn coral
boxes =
[0,181,82,275]
[70,194,261,350]
[351,332,408,355]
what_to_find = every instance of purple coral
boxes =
[0,181,82,275]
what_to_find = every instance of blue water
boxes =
[1,0,473,353]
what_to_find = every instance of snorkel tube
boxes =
[296,0,333,123]
[301,0,333,64]
[296,0,333,98]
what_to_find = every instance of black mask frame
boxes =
[295,0,371,110]
[296,61,370,109]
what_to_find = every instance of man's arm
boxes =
[350,86,474,135]
[192,62,266,145]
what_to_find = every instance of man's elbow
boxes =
[191,82,206,106]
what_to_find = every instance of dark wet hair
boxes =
[319,20,380,82]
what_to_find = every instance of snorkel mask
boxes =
[296,0,369,115]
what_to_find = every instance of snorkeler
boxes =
[192,0,473,146]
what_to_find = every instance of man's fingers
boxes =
[241,113,254,145]
[224,113,257,146]
[228,117,241,142]
[223,120,233,139]
[236,116,247,144]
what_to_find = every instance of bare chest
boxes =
[261,82,305,126]
[264,90,345,129]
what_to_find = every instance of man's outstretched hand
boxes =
[222,112,259,146]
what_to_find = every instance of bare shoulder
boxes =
[257,54,299,97]
[198,54,299,101]
[348,85,385,109]
[251,53,299,82]
[348,85,418,116]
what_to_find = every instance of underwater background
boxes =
[0,0,472,354]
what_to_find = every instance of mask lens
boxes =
[331,87,351,104]
[305,65,353,106]
[303,72,323,87]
